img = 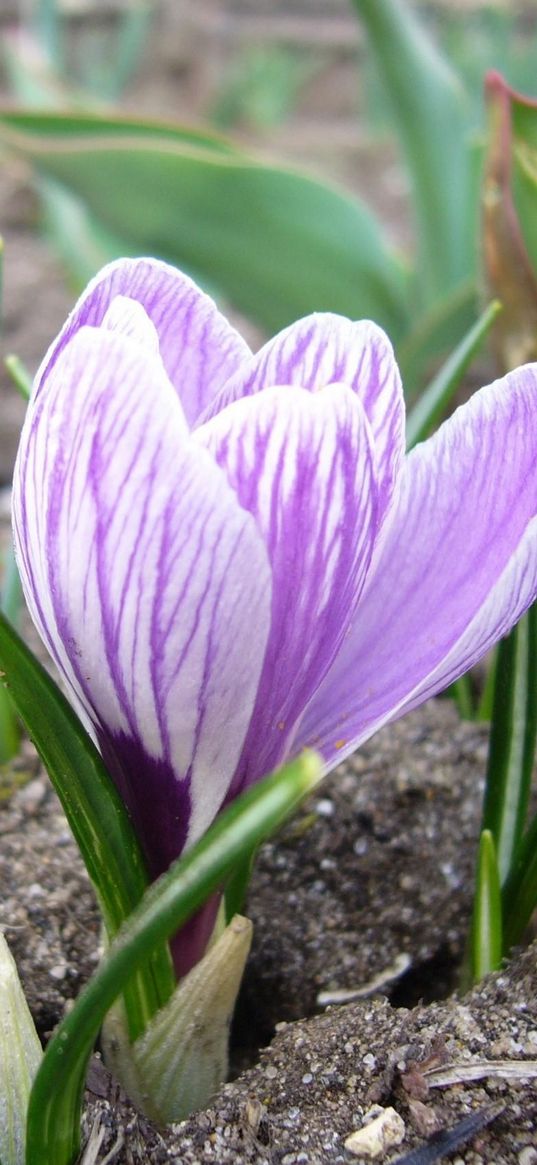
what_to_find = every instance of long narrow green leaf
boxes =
[481,606,537,884]
[0,612,174,1036]
[0,110,409,338]
[32,0,62,72]
[448,674,475,722]
[398,278,477,396]
[90,3,153,102]
[501,810,537,953]
[40,178,136,291]
[0,684,19,765]
[476,645,498,722]
[470,829,502,983]
[223,852,255,922]
[406,300,502,448]
[4,356,32,402]
[0,553,21,764]
[26,750,322,1165]
[352,0,475,302]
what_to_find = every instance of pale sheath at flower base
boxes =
[12,257,537,977]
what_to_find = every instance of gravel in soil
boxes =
[3,699,537,1162]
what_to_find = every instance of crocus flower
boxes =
[12,258,537,974]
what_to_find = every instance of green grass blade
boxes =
[0,553,21,764]
[25,750,322,1165]
[501,811,537,952]
[39,176,135,290]
[406,300,501,448]
[1,548,23,628]
[4,356,31,401]
[105,4,153,101]
[476,645,498,722]
[0,612,174,1035]
[448,674,475,721]
[397,277,476,398]
[470,829,502,983]
[32,0,62,72]
[481,606,537,884]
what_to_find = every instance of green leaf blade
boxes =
[406,299,502,448]
[470,829,502,983]
[0,111,410,339]
[352,0,475,302]
[0,612,175,1035]
[481,607,537,885]
[501,811,537,953]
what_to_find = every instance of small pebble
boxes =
[344,1106,405,1158]
[519,1149,537,1165]
[49,963,67,981]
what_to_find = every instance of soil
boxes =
[1,3,537,1163]
[2,702,537,1163]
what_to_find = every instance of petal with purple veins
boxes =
[201,314,405,513]
[32,257,252,427]
[13,327,272,876]
[295,365,537,768]
[196,383,382,788]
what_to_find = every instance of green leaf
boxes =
[32,0,62,73]
[223,851,255,922]
[0,684,19,766]
[0,551,21,764]
[470,829,502,983]
[0,933,42,1165]
[0,110,409,339]
[481,606,537,885]
[447,674,476,722]
[39,177,136,291]
[352,0,476,302]
[397,277,477,397]
[405,300,502,448]
[476,646,498,722]
[501,809,537,953]
[26,750,322,1165]
[4,356,31,402]
[0,109,238,153]
[0,612,174,1037]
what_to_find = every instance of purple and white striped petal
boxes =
[196,383,381,789]
[295,365,537,767]
[32,257,252,427]
[200,315,405,514]
[13,327,272,877]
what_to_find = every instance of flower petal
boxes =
[200,314,405,511]
[296,365,537,767]
[196,383,381,787]
[13,328,272,875]
[33,257,252,427]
